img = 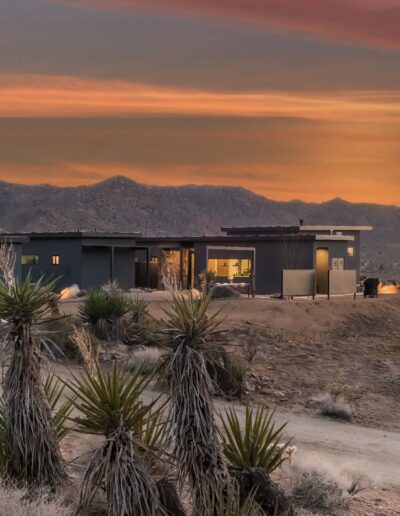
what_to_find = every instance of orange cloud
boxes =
[1,75,400,123]
[59,0,400,50]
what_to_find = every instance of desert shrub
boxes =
[291,469,348,514]
[0,484,73,516]
[79,289,131,341]
[69,363,163,515]
[101,278,121,295]
[326,381,360,403]
[40,317,77,360]
[71,325,98,374]
[127,346,164,375]
[229,358,248,399]
[220,406,289,474]
[315,393,353,422]
[198,269,216,295]
[129,294,149,324]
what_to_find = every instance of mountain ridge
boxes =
[0,176,398,277]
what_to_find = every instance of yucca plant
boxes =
[0,275,65,487]
[43,372,73,442]
[0,371,72,470]
[79,289,132,341]
[68,362,162,516]
[220,406,290,474]
[205,484,264,516]
[161,290,228,515]
[130,294,149,325]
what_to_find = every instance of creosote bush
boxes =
[315,393,353,422]
[291,469,348,514]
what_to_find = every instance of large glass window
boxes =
[21,255,39,265]
[207,258,251,280]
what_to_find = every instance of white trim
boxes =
[314,235,354,241]
[300,226,372,231]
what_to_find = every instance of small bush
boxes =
[229,358,248,399]
[220,406,290,474]
[127,347,164,375]
[291,469,348,514]
[315,393,353,422]
[79,290,132,341]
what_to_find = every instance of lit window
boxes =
[21,255,39,265]
[347,247,355,257]
[52,255,60,265]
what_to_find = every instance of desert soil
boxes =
[58,292,400,514]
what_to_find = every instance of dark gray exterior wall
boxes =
[81,247,110,291]
[114,247,135,290]
[20,236,137,292]
[20,237,83,289]
[194,239,315,294]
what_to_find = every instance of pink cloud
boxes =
[60,0,400,50]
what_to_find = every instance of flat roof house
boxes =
[136,225,372,295]
[9,225,371,297]
[16,232,142,291]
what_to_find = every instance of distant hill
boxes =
[0,176,398,278]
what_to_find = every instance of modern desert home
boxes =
[135,225,372,295]
[8,224,372,296]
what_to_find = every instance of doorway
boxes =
[316,248,329,294]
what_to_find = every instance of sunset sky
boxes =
[1,1,400,204]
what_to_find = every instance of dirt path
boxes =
[139,389,400,490]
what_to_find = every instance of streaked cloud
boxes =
[60,0,400,50]
[2,75,400,123]
[1,116,399,205]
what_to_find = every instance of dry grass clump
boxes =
[314,393,353,422]
[291,469,348,514]
[0,484,73,516]
[127,346,164,374]
[71,325,98,374]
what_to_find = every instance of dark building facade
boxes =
[17,232,141,291]
[136,225,371,295]
[8,225,371,295]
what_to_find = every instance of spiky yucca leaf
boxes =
[205,484,263,516]
[69,363,162,516]
[79,290,132,341]
[0,273,56,325]
[161,290,224,349]
[130,294,149,324]
[220,406,290,474]
[43,373,73,441]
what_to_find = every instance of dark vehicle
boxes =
[363,277,380,298]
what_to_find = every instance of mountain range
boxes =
[0,176,398,278]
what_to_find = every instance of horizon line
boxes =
[0,175,398,208]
